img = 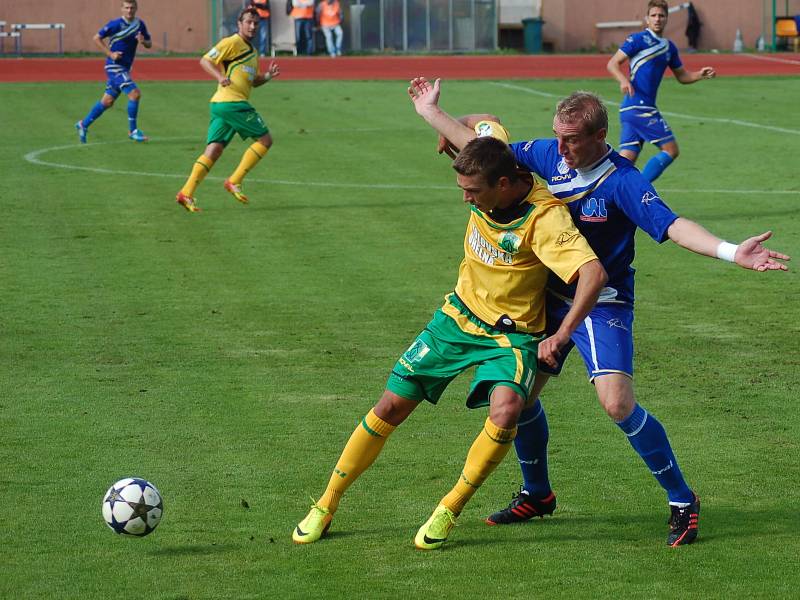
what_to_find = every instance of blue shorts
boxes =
[619,106,675,151]
[104,69,139,99]
[539,299,634,381]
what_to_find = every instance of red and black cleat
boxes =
[667,492,700,547]
[485,488,557,525]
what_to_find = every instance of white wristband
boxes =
[716,241,738,262]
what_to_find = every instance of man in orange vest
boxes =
[249,1,271,56]
[290,0,315,55]
[316,0,343,57]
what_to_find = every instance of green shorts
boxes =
[207,101,269,145]
[386,295,543,409]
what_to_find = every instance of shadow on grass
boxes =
[148,543,240,556]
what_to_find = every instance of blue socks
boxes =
[127,99,139,132]
[82,101,107,128]
[616,403,693,504]
[641,150,674,182]
[514,399,552,498]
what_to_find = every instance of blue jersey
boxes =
[98,17,150,72]
[619,29,682,109]
[509,139,678,306]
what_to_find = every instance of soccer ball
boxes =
[102,477,163,536]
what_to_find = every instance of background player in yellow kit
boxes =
[176,7,280,212]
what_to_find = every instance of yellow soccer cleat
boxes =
[414,504,457,550]
[223,179,249,204]
[176,191,201,213]
[293,503,332,544]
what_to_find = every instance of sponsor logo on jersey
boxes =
[579,197,608,222]
[468,225,514,265]
[555,231,581,246]
[641,191,659,205]
[522,140,534,152]
[207,47,220,59]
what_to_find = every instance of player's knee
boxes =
[374,391,417,425]
[102,97,115,108]
[602,396,635,421]
[128,89,141,101]
[488,386,525,428]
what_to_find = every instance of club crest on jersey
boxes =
[557,158,570,174]
[498,231,522,254]
[641,191,659,205]
[476,122,494,137]
[579,197,607,222]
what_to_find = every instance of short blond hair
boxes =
[555,91,608,135]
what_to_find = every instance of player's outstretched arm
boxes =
[408,77,476,152]
[667,218,789,271]
[673,65,716,84]
[538,259,607,369]
[255,61,280,87]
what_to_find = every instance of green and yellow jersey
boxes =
[446,119,597,334]
[203,34,259,103]
[449,180,596,334]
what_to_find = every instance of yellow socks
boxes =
[229,141,269,185]
[181,155,215,198]
[441,417,517,515]
[318,408,396,514]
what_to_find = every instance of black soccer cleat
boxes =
[667,492,700,547]
[485,488,557,525]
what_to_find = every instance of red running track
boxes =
[1,53,798,82]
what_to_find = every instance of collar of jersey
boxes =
[470,201,535,231]
[575,145,613,175]
[645,27,663,40]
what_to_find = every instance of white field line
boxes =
[490,82,800,136]
[743,53,800,66]
[22,140,799,196]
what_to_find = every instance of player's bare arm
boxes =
[408,77,476,151]
[607,50,634,96]
[667,218,789,271]
[254,61,280,87]
[136,31,152,49]
[94,33,121,62]
[200,56,230,86]
[672,65,716,84]
[538,259,607,369]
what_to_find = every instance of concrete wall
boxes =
[541,0,800,52]
[0,0,211,53]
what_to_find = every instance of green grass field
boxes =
[1,75,799,599]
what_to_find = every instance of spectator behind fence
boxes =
[249,1,271,56]
[317,0,343,57]
[289,0,314,55]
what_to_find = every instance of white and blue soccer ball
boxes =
[102,477,163,536]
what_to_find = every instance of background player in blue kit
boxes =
[75,0,151,144]
[408,76,790,546]
[606,0,715,182]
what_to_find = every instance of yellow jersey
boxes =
[203,34,259,103]
[450,180,596,334]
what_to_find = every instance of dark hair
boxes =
[452,137,519,187]
[555,91,608,135]
[239,7,260,21]
[647,0,669,14]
